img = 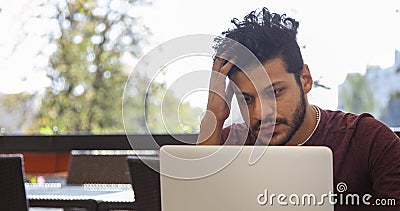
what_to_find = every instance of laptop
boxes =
[160,145,334,211]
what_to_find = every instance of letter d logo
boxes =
[257,189,268,205]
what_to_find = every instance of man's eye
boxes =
[265,88,282,98]
[244,96,254,104]
[274,88,282,96]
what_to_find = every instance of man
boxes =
[197,7,400,210]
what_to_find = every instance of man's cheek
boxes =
[238,103,251,124]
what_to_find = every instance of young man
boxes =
[198,7,400,210]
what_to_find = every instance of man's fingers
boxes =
[212,56,237,76]
[220,57,236,76]
[212,57,225,72]
[225,81,235,106]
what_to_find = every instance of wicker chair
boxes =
[67,151,132,184]
[0,154,29,211]
[127,155,161,211]
[67,150,158,185]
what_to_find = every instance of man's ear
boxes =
[300,64,313,94]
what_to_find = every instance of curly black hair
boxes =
[214,7,303,81]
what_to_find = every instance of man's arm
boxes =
[197,113,225,145]
[369,129,400,208]
[357,118,400,208]
[197,57,235,145]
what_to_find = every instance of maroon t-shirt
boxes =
[221,108,400,210]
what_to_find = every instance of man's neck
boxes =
[286,104,318,146]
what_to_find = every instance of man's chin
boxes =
[255,133,288,146]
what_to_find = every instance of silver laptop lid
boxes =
[160,145,333,211]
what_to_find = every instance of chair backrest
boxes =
[67,150,158,184]
[127,156,161,211]
[67,152,130,184]
[0,154,29,211]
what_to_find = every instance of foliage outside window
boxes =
[0,0,201,135]
[0,1,399,135]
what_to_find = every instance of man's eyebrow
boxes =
[235,81,285,96]
[234,91,251,96]
[262,81,285,92]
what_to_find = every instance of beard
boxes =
[251,90,306,146]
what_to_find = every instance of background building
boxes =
[339,50,400,127]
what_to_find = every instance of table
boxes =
[25,183,135,211]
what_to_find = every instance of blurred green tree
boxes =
[0,93,37,134]
[123,71,203,134]
[29,0,147,134]
[339,73,376,114]
[27,0,201,134]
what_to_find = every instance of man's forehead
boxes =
[231,65,273,92]
[241,58,288,77]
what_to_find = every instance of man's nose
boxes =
[253,97,275,121]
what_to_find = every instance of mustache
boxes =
[251,117,288,130]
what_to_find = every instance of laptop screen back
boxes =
[160,145,334,211]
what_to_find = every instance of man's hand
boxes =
[207,57,235,121]
[197,56,236,145]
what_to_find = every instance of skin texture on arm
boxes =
[197,58,235,145]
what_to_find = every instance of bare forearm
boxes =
[197,56,235,145]
[197,113,225,145]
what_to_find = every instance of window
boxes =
[0,0,399,136]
